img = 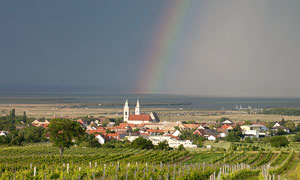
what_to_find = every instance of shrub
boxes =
[221,169,260,180]
[269,136,289,147]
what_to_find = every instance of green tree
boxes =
[46,118,84,158]
[178,144,186,151]
[220,117,230,122]
[244,120,252,125]
[133,128,140,133]
[269,136,289,147]
[22,126,45,143]
[22,111,27,123]
[297,123,300,132]
[157,140,170,150]
[285,121,296,132]
[293,133,300,142]
[105,129,112,133]
[226,124,243,142]
[131,137,154,149]
[276,129,287,135]
[280,118,286,126]
[10,109,16,124]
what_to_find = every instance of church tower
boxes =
[124,99,130,122]
[135,99,140,115]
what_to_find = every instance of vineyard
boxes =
[0,144,298,180]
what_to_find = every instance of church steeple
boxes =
[124,99,130,122]
[135,99,140,115]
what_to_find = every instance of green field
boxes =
[0,144,297,179]
[185,153,223,164]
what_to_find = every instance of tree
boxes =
[220,117,230,122]
[285,121,296,132]
[46,118,84,158]
[280,118,286,126]
[297,123,300,132]
[131,137,154,149]
[225,125,243,142]
[77,133,101,148]
[105,129,112,133]
[269,136,289,147]
[133,128,140,133]
[244,120,252,125]
[22,126,45,143]
[276,129,287,135]
[22,111,27,123]
[10,109,16,124]
[157,140,170,150]
[178,144,185,151]
[293,133,300,142]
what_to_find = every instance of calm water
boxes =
[0,92,300,110]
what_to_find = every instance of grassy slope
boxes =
[281,153,300,180]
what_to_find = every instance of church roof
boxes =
[128,114,152,121]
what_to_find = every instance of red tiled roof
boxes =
[145,129,164,133]
[119,123,137,128]
[140,133,150,136]
[104,133,120,140]
[169,135,180,140]
[221,125,233,129]
[87,129,106,134]
[128,115,152,121]
[77,119,84,125]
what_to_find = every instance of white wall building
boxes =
[207,135,217,141]
[148,136,197,148]
[95,134,105,145]
[244,130,259,138]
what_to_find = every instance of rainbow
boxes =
[137,0,191,94]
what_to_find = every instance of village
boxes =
[5,99,293,150]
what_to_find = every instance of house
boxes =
[104,133,121,140]
[124,132,141,142]
[145,129,165,135]
[0,131,8,136]
[241,124,268,138]
[207,135,217,141]
[193,129,219,141]
[148,135,197,148]
[272,122,290,133]
[221,125,234,131]
[95,134,105,144]
[244,130,259,138]
[197,125,209,130]
[86,127,106,135]
[31,120,50,128]
[222,120,234,125]
[241,124,267,131]
[272,126,290,134]
[172,130,181,137]
[119,123,137,129]
[273,122,281,127]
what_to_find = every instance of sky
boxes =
[0,1,300,97]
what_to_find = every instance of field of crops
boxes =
[0,144,297,180]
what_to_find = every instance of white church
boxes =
[123,99,159,125]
